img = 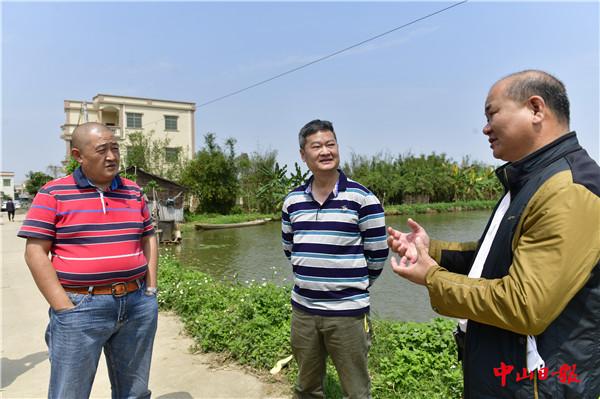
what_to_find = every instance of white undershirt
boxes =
[457,192,544,372]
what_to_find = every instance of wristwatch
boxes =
[145,287,158,296]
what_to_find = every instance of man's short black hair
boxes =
[503,70,570,126]
[298,119,337,149]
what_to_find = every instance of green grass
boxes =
[184,212,279,224]
[158,255,463,398]
[385,200,496,215]
[182,200,494,228]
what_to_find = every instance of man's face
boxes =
[483,81,537,162]
[300,130,340,173]
[75,129,120,187]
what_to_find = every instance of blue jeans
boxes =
[45,283,158,399]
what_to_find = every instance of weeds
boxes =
[158,256,463,398]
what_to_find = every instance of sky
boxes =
[2,1,599,184]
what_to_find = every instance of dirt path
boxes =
[1,213,288,398]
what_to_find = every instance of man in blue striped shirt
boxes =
[282,119,388,398]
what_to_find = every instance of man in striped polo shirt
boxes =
[18,122,158,399]
[282,119,388,398]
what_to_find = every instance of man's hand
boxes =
[390,237,438,286]
[24,238,74,311]
[387,218,430,262]
[142,234,158,291]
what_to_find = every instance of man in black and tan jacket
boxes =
[388,70,600,398]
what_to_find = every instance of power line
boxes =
[198,1,468,108]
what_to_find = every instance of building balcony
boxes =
[106,125,122,138]
[60,125,122,139]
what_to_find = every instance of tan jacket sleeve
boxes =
[425,171,600,336]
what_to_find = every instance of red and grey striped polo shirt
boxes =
[18,167,155,286]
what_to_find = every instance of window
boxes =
[126,113,142,129]
[3,179,11,187]
[165,147,181,163]
[165,115,178,130]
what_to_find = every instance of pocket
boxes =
[53,292,89,314]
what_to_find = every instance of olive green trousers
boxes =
[291,307,372,399]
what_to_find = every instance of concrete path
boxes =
[1,213,289,398]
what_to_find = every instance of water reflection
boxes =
[163,210,492,322]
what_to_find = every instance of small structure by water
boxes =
[124,166,186,244]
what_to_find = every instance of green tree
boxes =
[25,171,54,195]
[344,153,402,206]
[64,157,80,175]
[345,151,501,205]
[451,157,501,201]
[124,130,187,181]
[237,149,279,212]
[256,162,309,213]
[180,133,239,214]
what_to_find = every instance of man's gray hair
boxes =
[298,119,336,149]
[502,70,570,126]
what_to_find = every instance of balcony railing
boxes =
[106,126,122,138]
[61,125,122,139]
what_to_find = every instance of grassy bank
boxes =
[158,255,463,398]
[385,200,496,215]
[184,212,279,224]
[183,200,496,228]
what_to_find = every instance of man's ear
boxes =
[528,95,546,124]
[300,148,306,163]
[71,148,83,163]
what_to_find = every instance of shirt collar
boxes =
[73,166,122,191]
[303,169,348,197]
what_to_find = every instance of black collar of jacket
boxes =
[495,131,581,195]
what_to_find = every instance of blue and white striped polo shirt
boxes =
[282,170,388,316]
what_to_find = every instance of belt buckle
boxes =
[111,282,127,297]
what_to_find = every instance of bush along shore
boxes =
[158,255,463,398]
[385,199,496,215]
[183,200,497,227]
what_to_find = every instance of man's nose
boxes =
[483,123,491,135]
[106,148,117,160]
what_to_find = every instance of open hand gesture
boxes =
[390,237,437,286]
[386,218,430,263]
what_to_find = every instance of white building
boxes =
[60,94,196,163]
[1,171,15,200]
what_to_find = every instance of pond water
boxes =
[162,210,491,322]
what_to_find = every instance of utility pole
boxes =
[76,101,89,125]
[82,101,88,122]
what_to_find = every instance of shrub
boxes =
[157,256,463,398]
